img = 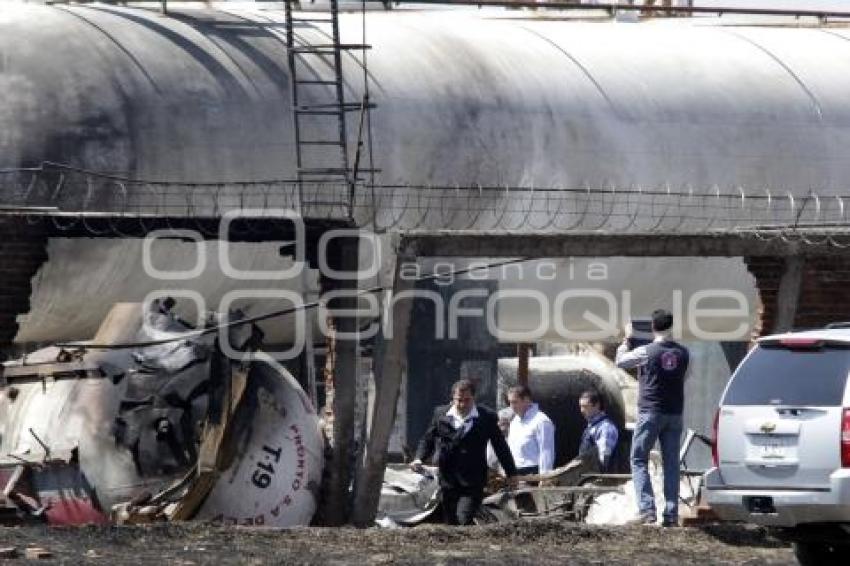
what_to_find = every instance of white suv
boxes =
[705,326,850,564]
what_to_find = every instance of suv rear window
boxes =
[723,345,850,406]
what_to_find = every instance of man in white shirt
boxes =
[506,385,556,475]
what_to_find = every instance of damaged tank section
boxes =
[0,301,323,527]
[498,346,635,469]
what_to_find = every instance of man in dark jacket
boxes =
[411,379,518,525]
[616,309,690,527]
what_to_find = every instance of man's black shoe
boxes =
[661,519,679,528]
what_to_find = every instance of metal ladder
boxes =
[284,0,375,217]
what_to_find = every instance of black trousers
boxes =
[441,486,483,526]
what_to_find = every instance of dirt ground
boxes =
[0,520,794,564]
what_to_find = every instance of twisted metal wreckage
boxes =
[377,432,712,527]
[0,300,323,527]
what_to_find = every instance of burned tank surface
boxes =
[4,4,850,202]
[0,301,323,527]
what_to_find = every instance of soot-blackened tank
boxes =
[2,4,850,198]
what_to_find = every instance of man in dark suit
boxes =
[411,379,518,525]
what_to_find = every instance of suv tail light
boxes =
[778,338,823,349]
[712,408,720,468]
[842,409,850,468]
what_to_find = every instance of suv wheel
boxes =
[793,542,846,566]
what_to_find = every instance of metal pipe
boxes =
[393,1,850,20]
[41,0,850,18]
[517,343,530,387]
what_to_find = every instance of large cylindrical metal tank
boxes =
[3,4,850,195]
[498,349,633,468]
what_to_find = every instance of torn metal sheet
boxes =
[0,301,323,527]
[375,457,622,527]
[376,464,440,526]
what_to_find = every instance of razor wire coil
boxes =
[1,162,850,247]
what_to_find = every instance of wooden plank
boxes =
[351,241,417,527]
[197,368,247,473]
[92,303,143,345]
[317,236,361,526]
[517,343,531,387]
[170,366,248,520]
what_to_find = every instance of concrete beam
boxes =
[402,231,847,258]
[4,214,351,243]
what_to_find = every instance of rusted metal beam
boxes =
[517,343,531,387]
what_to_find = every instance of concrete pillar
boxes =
[316,234,360,525]
[351,239,417,527]
[772,256,805,334]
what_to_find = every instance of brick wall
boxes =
[745,255,850,335]
[0,219,47,358]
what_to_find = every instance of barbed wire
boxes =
[2,162,850,247]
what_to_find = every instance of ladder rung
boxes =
[295,109,344,116]
[299,168,380,175]
[299,168,351,174]
[291,44,371,53]
[295,80,338,85]
[296,177,377,183]
[291,17,335,23]
[304,44,371,50]
[300,140,345,146]
[297,102,376,111]
[302,203,352,208]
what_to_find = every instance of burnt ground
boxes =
[0,521,794,564]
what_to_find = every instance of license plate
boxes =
[759,440,786,459]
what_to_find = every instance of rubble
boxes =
[0,521,794,564]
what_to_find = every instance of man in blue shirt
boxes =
[616,309,690,527]
[577,389,619,473]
